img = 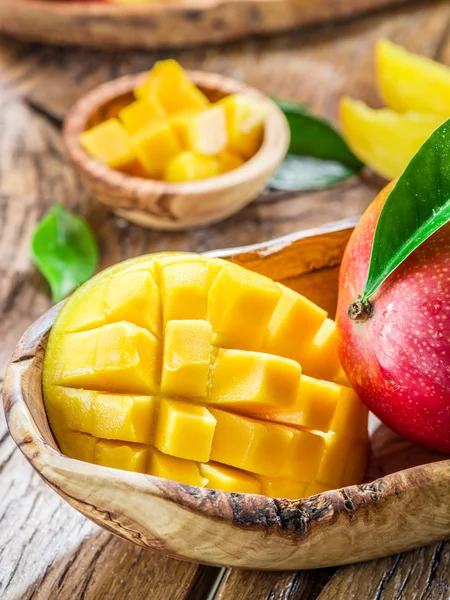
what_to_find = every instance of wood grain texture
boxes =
[4,223,450,571]
[0,0,412,50]
[0,0,450,595]
[63,71,289,230]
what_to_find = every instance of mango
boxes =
[154,398,216,462]
[376,39,450,117]
[161,320,213,398]
[148,447,207,487]
[217,151,244,174]
[135,60,209,114]
[171,106,227,156]
[132,121,182,179]
[43,252,368,499]
[164,151,219,182]
[200,462,261,494]
[119,98,166,135]
[219,94,266,159]
[80,118,145,176]
[340,97,442,179]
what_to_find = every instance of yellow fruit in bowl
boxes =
[43,253,368,498]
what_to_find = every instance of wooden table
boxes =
[0,1,449,597]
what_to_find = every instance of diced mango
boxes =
[217,151,245,174]
[305,481,333,496]
[209,409,293,477]
[208,349,300,413]
[135,60,209,114]
[219,94,266,159]
[94,440,149,473]
[160,260,212,323]
[258,477,307,500]
[154,398,216,462]
[48,387,94,433]
[171,106,227,156]
[376,39,450,117]
[330,387,369,442]
[278,428,325,482]
[263,284,327,362]
[164,151,219,182]
[148,447,207,487]
[132,121,182,179]
[161,320,213,398]
[316,432,351,487]
[200,462,261,494]
[118,98,166,135]
[341,440,368,487]
[340,97,443,179]
[299,318,343,383]
[54,322,160,394]
[58,430,98,463]
[80,118,145,176]
[208,264,281,350]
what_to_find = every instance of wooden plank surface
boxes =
[0,0,449,597]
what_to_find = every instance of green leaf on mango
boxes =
[270,99,363,191]
[361,118,450,303]
[31,204,99,303]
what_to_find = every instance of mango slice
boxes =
[135,60,209,114]
[219,94,266,159]
[119,98,166,135]
[340,97,442,179]
[43,252,368,499]
[148,447,208,487]
[80,118,145,176]
[132,121,182,179]
[200,462,261,494]
[171,106,227,156]
[161,320,213,398]
[164,151,219,183]
[377,39,450,117]
[208,348,301,413]
[217,151,244,174]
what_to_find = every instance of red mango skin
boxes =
[336,182,450,453]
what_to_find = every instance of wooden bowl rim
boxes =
[4,224,450,538]
[63,70,289,202]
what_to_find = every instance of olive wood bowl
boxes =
[63,71,289,231]
[0,0,409,51]
[4,217,450,570]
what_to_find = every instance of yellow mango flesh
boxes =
[340,97,443,179]
[171,106,227,156]
[164,151,219,183]
[376,39,450,117]
[119,98,166,135]
[132,121,182,179]
[217,151,244,174]
[219,94,266,159]
[43,253,368,499]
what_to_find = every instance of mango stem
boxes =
[348,296,373,323]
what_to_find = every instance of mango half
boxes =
[43,253,368,499]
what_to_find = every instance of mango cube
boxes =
[58,430,98,463]
[148,447,207,487]
[220,94,266,159]
[209,409,293,476]
[258,477,307,500]
[299,318,343,382]
[264,284,327,362]
[160,260,212,323]
[161,320,213,398]
[171,106,227,156]
[217,151,244,174]
[94,440,149,473]
[330,387,369,442]
[55,322,160,394]
[48,387,94,433]
[119,98,166,135]
[80,118,145,176]
[208,265,281,350]
[200,462,261,494]
[208,349,300,413]
[278,428,325,482]
[132,121,182,179]
[135,60,209,114]
[306,481,333,496]
[316,433,351,487]
[341,440,368,487]
[164,151,219,182]
[154,398,216,462]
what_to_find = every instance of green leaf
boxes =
[270,99,363,191]
[270,155,355,191]
[31,204,99,303]
[361,118,450,303]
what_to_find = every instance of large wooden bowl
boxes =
[0,0,410,51]
[63,71,289,231]
[3,218,450,570]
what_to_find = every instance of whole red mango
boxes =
[336,182,450,453]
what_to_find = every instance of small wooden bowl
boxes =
[4,219,450,570]
[63,71,289,231]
